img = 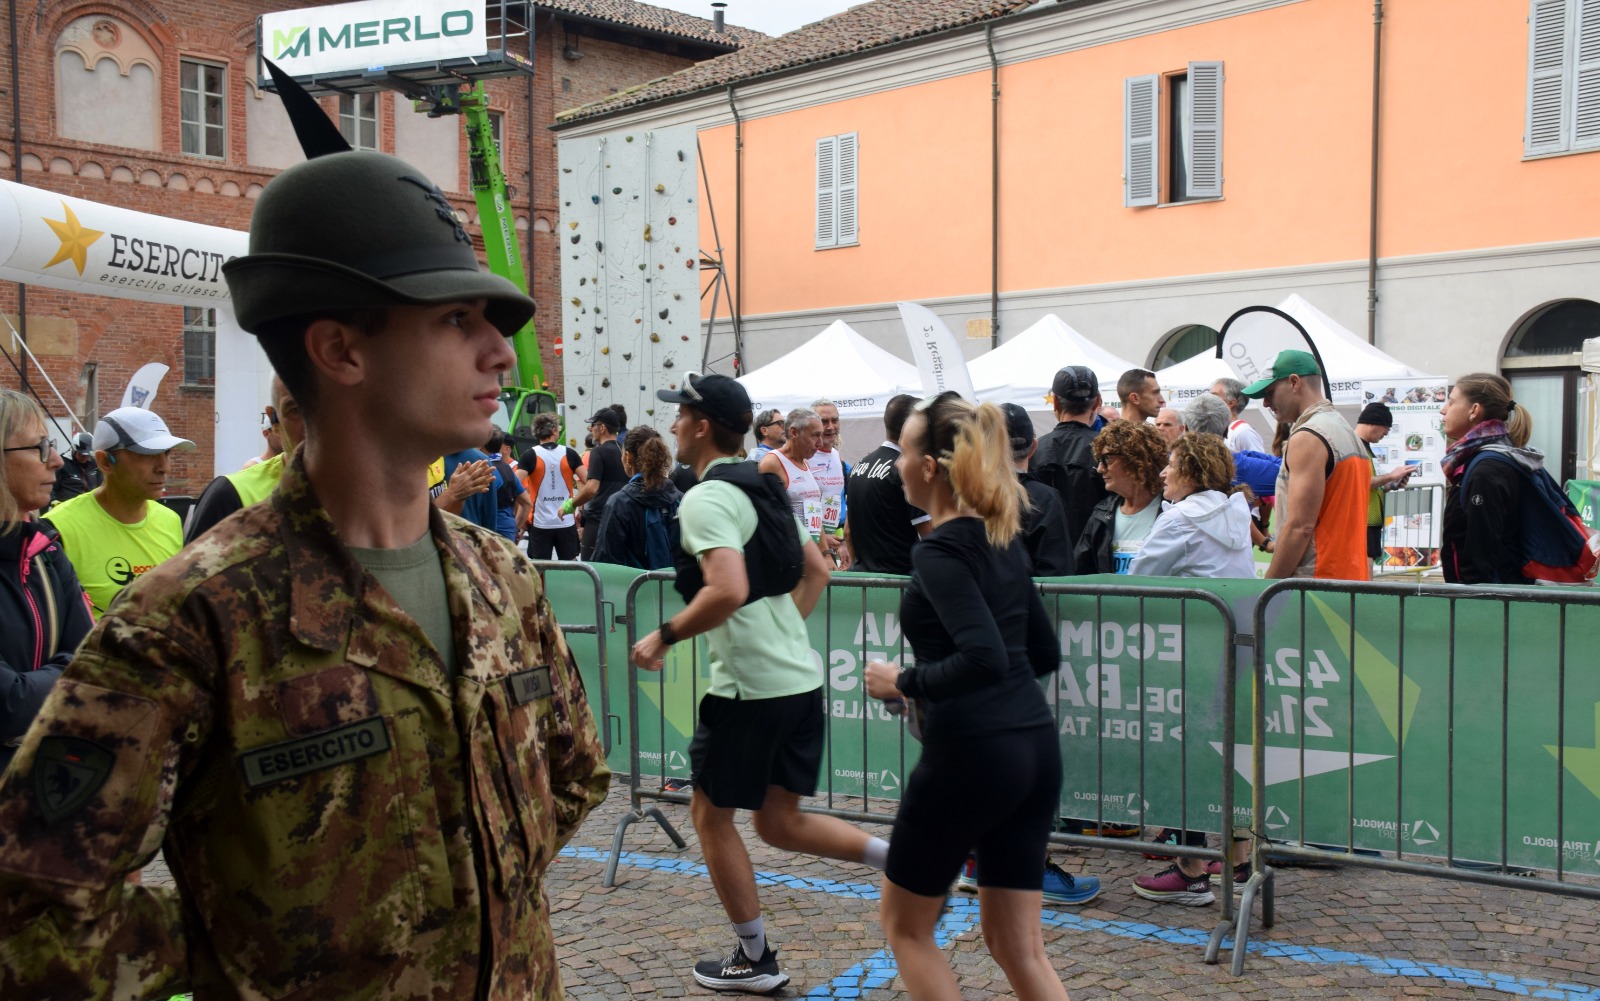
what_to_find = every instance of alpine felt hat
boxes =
[221,151,535,337]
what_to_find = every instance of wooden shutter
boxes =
[836,132,858,245]
[1527,0,1572,154]
[1125,75,1159,207]
[1185,61,1224,198]
[1575,0,1600,148]
[816,136,837,247]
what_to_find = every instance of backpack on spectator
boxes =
[672,462,805,605]
[1463,450,1599,584]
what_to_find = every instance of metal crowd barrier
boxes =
[1034,582,1245,965]
[601,570,1248,972]
[529,559,618,756]
[1382,483,1445,554]
[1231,578,1600,975]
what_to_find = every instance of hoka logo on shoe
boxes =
[722,960,753,976]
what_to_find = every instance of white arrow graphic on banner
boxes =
[1210,743,1394,786]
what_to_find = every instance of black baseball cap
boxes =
[999,402,1035,452]
[657,372,752,433]
[585,408,621,432]
[1051,365,1099,402]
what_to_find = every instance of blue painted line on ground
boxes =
[562,846,1600,1001]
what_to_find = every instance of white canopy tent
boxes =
[1157,352,1236,405]
[1160,293,1442,405]
[970,314,1138,409]
[737,320,922,419]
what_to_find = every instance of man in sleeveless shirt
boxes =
[758,408,826,553]
[521,413,585,560]
[1242,350,1370,581]
[806,399,850,569]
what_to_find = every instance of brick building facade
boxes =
[0,0,753,493]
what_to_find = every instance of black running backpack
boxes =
[672,462,806,606]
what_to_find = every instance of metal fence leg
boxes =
[1226,865,1272,975]
[603,805,687,887]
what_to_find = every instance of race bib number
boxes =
[803,497,824,538]
[1112,541,1141,574]
[821,494,842,530]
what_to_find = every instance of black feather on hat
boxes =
[222,64,535,337]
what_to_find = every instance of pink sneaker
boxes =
[1132,864,1215,906]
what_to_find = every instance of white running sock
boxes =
[733,916,766,961]
[862,836,890,870]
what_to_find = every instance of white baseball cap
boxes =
[92,407,195,455]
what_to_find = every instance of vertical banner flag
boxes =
[898,301,975,400]
[1217,306,1330,401]
[120,363,170,410]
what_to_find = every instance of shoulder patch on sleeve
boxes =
[33,736,115,825]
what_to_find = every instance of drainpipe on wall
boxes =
[986,23,1001,350]
[1365,0,1384,345]
[726,84,743,370]
[528,14,538,383]
[9,0,27,391]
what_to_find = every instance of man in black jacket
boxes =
[1001,403,1073,576]
[1028,365,1108,554]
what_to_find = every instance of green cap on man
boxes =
[1241,349,1322,398]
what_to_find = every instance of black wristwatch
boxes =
[659,619,679,647]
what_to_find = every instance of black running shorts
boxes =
[688,688,826,810]
[885,724,1062,898]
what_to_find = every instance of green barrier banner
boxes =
[1038,579,1253,836]
[1253,586,1600,872]
[543,562,1600,870]
[1567,479,1600,530]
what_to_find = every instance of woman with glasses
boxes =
[1075,420,1168,575]
[863,391,1080,1001]
[0,389,93,775]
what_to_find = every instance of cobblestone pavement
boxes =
[544,786,1600,1000]
[143,784,1600,999]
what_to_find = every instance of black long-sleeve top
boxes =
[895,517,1059,743]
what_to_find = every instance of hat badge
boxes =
[398,175,470,245]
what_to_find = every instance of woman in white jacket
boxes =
[1129,432,1256,579]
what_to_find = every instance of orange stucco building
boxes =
[557,0,1600,482]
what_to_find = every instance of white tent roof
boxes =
[1159,293,1442,404]
[970,314,1138,409]
[737,320,921,419]
[1157,351,1235,404]
[1276,293,1435,386]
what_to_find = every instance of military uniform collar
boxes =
[272,449,506,653]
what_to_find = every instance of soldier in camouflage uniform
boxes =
[0,140,610,996]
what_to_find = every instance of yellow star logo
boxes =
[42,202,103,275]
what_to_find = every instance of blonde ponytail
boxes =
[939,400,1024,547]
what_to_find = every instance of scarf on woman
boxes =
[1440,420,1509,482]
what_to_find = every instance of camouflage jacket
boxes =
[0,452,611,1000]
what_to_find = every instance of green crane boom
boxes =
[425,81,559,454]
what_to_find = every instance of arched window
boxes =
[56,15,159,150]
[1502,298,1600,484]
[1151,324,1219,369]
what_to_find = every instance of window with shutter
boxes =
[1528,0,1573,154]
[1526,0,1600,155]
[836,132,859,246]
[1124,75,1159,207]
[816,136,837,248]
[1185,62,1224,198]
[815,132,859,249]
[1575,0,1600,148]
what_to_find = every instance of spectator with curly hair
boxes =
[1129,432,1255,578]
[1075,420,1167,574]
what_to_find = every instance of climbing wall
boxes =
[557,125,702,446]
